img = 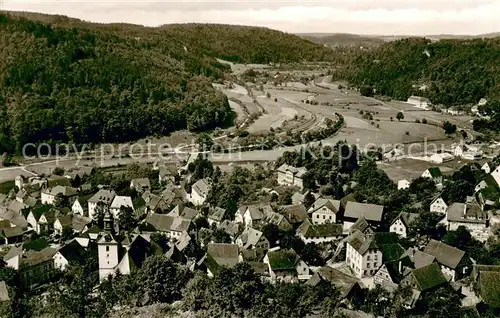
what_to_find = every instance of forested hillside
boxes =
[299,33,386,48]
[0,13,334,153]
[334,37,500,106]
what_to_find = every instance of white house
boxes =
[482,163,491,174]
[397,179,410,190]
[389,212,419,238]
[406,96,431,110]
[297,219,343,244]
[346,230,382,278]
[430,153,453,164]
[53,240,87,271]
[72,194,93,216]
[87,189,116,220]
[277,164,307,189]
[207,206,226,227]
[430,195,448,214]
[454,144,483,160]
[41,186,78,205]
[236,227,270,250]
[307,198,340,225]
[144,213,192,240]
[235,204,272,228]
[189,178,211,205]
[446,198,489,242]
[264,248,310,283]
[27,209,59,234]
[110,196,134,218]
[421,167,442,184]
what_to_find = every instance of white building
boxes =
[446,198,489,242]
[430,195,448,214]
[264,248,310,283]
[189,178,211,205]
[88,189,116,220]
[397,179,410,190]
[235,204,272,228]
[421,167,442,184]
[389,212,419,238]
[277,164,307,189]
[430,153,453,164]
[110,196,134,218]
[482,163,492,174]
[346,230,382,278]
[307,198,340,225]
[41,186,78,205]
[406,96,431,110]
[236,227,270,250]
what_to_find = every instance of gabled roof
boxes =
[88,189,116,204]
[72,215,92,232]
[145,213,191,233]
[297,219,343,238]
[472,265,500,308]
[0,207,28,228]
[244,204,272,221]
[191,179,211,197]
[347,230,378,255]
[57,240,87,265]
[206,243,239,268]
[207,206,226,222]
[382,256,414,284]
[309,198,340,214]
[43,186,78,197]
[423,239,465,269]
[391,212,419,228]
[1,226,24,238]
[130,178,151,189]
[168,204,198,220]
[411,263,448,291]
[218,220,240,237]
[344,202,384,222]
[7,200,28,214]
[280,204,308,224]
[426,167,442,178]
[404,248,436,269]
[306,266,361,298]
[349,216,373,235]
[237,227,265,249]
[267,248,300,271]
[56,214,73,228]
[110,196,134,210]
[277,164,307,178]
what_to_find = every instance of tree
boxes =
[396,111,404,121]
[118,206,137,231]
[303,192,316,209]
[422,118,428,124]
[360,86,374,97]
[53,167,65,176]
[443,121,457,134]
[196,133,214,152]
[262,223,281,247]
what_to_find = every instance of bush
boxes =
[422,118,428,124]
[360,85,374,97]
[415,119,421,123]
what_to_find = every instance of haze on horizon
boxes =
[3,0,500,36]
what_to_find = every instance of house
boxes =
[168,204,199,220]
[207,206,226,227]
[291,192,304,205]
[389,212,419,238]
[130,178,151,193]
[429,195,448,214]
[423,239,471,281]
[306,266,364,301]
[189,178,211,205]
[27,206,59,234]
[430,153,454,164]
[7,200,29,215]
[482,162,492,174]
[0,227,24,245]
[348,216,374,235]
[235,204,272,228]
[445,198,489,242]
[158,166,178,184]
[264,211,292,231]
[16,189,28,204]
[343,202,384,229]
[470,264,500,309]
[71,194,93,216]
[276,164,307,189]
[236,227,270,250]
[264,248,309,283]
[410,262,448,292]
[421,167,442,183]
[144,213,192,239]
[454,144,483,160]
[98,233,160,281]
[444,107,464,116]
[406,96,431,109]
[308,198,340,224]
[41,186,78,205]
[297,219,343,244]
[53,240,87,271]
[53,214,91,236]
[218,220,240,242]
[279,204,308,227]
[5,247,57,289]
[109,196,134,219]
[373,257,413,292]
[398,179,410,190]
[345,230,382,278]
[142,191,169,214]
[87,189,116,220]
[478,98,488,107]
[403,248,436,269]
[202,243,240,277]
[0,207,28,228]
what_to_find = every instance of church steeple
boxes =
[103,210,114,232]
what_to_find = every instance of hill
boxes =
[333,37,500,106]
[0,12,335,153]
[298,33,386,48]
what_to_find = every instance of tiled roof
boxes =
[423,239,465,269]
[344,202,384,222]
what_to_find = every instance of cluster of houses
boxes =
[406,95,489,119]
[0,159,499,311]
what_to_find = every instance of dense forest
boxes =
[334,37,500,106]
[0,13,334,154]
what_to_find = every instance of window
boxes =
[323,215,325,219]
[106,246,109,252]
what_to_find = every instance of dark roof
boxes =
[297,219,343,238]
[75,194,94,208]
[57,240,87,265]
[47,178,72,188]
[145,213,191,233]
[20,247,57,267]
[267,249,300,270]
[206,243,239,269]
[344,202,384,222]
[24,237,49,251]
[280,204,308,224]
[168,204,198,220]
[56,215,73,227]
[424,239,465,269]
[379,243,405,262]
[374,232,399,245]
[427,167,442,178]
[472,265,500,308]
[309,198,340,214]
[306,266,361,298]
[207,206,226,222]
[392,212,419,228]
[349,216,373,235]
[239,248,266,262]
[1,226,24,238]
[382,257,414,284]
[412,263,448,291]
[347,230,378,255]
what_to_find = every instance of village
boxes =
[1,137,500,316]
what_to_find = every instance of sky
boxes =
[3,0,500,35]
